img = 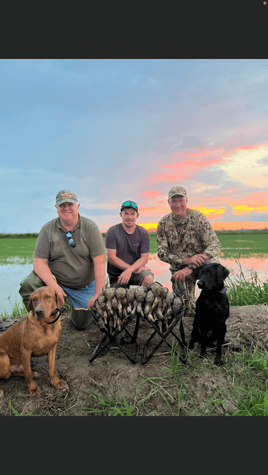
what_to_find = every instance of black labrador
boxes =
[189,263,230,366]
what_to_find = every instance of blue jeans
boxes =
[61,280,96,309]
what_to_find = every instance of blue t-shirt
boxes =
[105,223,150,278]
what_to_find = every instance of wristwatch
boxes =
[187,263,194,270]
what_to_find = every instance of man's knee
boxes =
[141,274,154,287]
[19,271,45,311]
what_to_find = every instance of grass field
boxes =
[148,232,268,258]
[2,230,268,261]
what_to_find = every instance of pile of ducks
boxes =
[93,282,183,334]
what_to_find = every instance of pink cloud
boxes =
[140,189,162,198]
[222,141,268,158]
[166,157,223,169]
[148,146,225,184]
[138,204,170,217]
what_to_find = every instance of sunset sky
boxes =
[1,59,268,233]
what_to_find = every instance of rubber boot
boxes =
[70,307,93,330]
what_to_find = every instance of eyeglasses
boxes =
[121,200,138,211]
[66,231,76,247]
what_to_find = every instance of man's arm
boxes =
[156,222,183,267]
[174,213,221,283]
[198,214,221,258]
[87,253,107,310]
[107,249,149,284]
[33,257,67,306]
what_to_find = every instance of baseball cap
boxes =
[168,186,187,199]
[120,200,139,212]
[56,190,78,206]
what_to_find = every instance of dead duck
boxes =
[134,286,147,317]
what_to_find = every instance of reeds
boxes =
[226,261,268,306]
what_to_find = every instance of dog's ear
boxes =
[55,290,60,308]
[218,264,229,281]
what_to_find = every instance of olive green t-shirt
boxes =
[34,216,106,289]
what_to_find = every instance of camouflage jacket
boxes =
[157,208,221,274]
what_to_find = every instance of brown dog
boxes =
[0,286,67,397]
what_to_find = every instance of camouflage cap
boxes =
[56,189,78,206]
[168,186,187,199]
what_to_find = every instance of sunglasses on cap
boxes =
[66,231,76,247]
[120,200,138,212]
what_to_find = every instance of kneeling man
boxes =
[105,200,154,288]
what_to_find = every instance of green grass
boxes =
[0,237,37,264]
[83,391,139,416]
[217,232,268,258]
[1,231,268,261]
[0,300,27,319]
[227,347,268,416]
[226,261,268,306]
[9,399,35,416]
[82,343,268,416]
[149,231,268,258]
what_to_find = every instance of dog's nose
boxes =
[35,307,44,318]
[197,280,203,289]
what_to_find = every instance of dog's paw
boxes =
[28,383,41,396]
[51,377,68,390]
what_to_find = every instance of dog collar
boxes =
[46,308,61,324]
[219,287,227,294]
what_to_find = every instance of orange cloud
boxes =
[192,206,225,220]
[212,222,268,231]
[232,205,268,215]
[140,222,158,231]
[100,221,268,233]
[231,191,268,207]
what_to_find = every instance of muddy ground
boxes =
[1,304,268,416]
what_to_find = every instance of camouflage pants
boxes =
[171,272,197,317]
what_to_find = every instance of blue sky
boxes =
[1,58,268,233]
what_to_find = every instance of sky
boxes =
[1,58,268,234]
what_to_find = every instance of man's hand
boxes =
[173,267,193,284]
[133,265,151,274]
[87,294,98,311]
[117,268,132,285]
[54,284,67,307]
[183,254,208,268]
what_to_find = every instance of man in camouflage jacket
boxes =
[157,186,221,316]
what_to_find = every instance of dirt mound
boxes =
[1,304,268,416]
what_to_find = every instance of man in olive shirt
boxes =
[19,190,106,329]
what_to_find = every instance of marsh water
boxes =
[1,236,268,315]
